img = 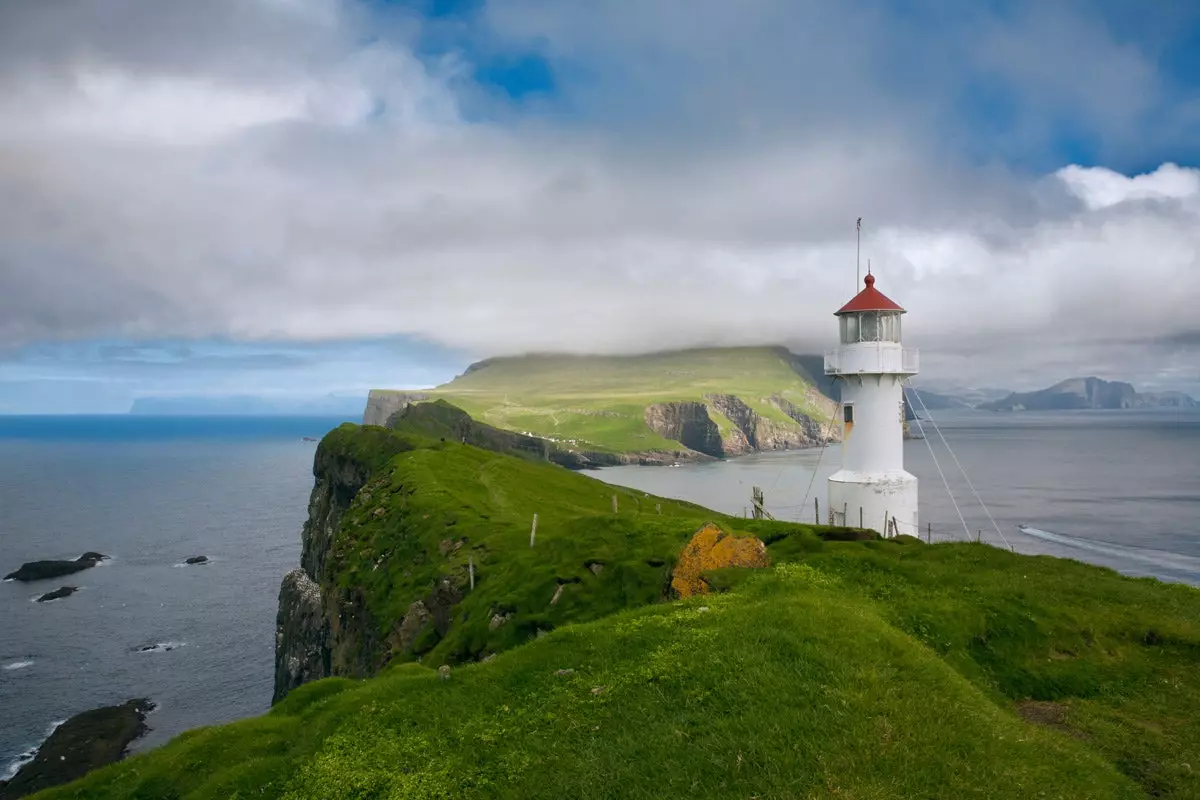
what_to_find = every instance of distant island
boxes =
[979,377,1197,412]
[363,347,843,465]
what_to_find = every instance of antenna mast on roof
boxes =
[856,217,862,289]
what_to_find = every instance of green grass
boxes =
[33,424,1200,799]
[376,346,836,453]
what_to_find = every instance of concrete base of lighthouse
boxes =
[827,469,918,537]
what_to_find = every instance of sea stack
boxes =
[824,271,919,537]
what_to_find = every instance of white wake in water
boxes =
[2,719,65,781]
[1017,525,1200,577]
[3,660,34,671]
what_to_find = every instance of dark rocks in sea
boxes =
[135,643,182,653]
[185,555,209,565]
[0,699,153,800]
[35,586,78,603]
[4,553,108,583]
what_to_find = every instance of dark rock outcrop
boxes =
[273,569,330,703]
[185,556,209,565]
[643,402,724,458]
[0,699,152,800]
[35,586,77,603]
[5,554,107,583]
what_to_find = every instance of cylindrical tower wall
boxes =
[839,374,905,474]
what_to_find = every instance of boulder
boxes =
[35,586,78,603]
[670,523,770,599]
[0,699,153,799]
[185,556,209,565]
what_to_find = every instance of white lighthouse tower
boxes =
[825,272,919,537]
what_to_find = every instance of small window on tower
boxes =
[844,404,854,424]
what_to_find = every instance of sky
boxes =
[1,0,1199,412]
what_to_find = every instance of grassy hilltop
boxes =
[365,347,839,459]
[32,410,1200,799]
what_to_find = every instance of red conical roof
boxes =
[835,273,905,315]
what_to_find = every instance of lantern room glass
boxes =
[840,311,902,344]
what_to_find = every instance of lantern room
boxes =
[835,273,905,344]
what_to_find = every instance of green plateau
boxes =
[363,346,841,462]
[32,405,1200,799]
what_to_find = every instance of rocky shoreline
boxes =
[0,699,153,800]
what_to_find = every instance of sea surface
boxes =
[0,415,354,781]
[2,410,1199,780]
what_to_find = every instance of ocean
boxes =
[2,410,1199,779]
[0,415,354,781]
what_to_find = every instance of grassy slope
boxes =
[35,427,1200,799]
[328,429,739,667]
[392,346,834,453]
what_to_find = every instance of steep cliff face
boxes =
[766,396,842,445]
[704,394,820,455]
[273,570,329,702]
[273,426,422,703]
[363,390,430,426]
[643,402,725,457]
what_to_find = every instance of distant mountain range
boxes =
[978,377,1197,412]
[129,395,367,416]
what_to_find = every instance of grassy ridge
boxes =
[41,556,1172,799]
[33,424,1200,799]
[389,347,835,453]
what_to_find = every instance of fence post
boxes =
[859,507,864,529]
[927,522,931,543]
[530,513,538,548]
[469,556,475,591]
[814,497,819,524]
[612,494,618,514]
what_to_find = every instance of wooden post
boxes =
[883,510,889,538]
[655,503,661,515]
[530,513,538,548]
[977,529,982,544]
[814,497,819,524]
[612,494,618,514]
[468,556,475,591]
[927,522,931,543]
[751,486,765,520]
[859,507,863,529]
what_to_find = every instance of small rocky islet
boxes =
[0,699,153,800]
[34,586,78,603]
[4,553,108,583]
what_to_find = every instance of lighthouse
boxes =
[824,272,919,537]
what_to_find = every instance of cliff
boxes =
[980,377,1198,411]
[364,347,841,462]
[274,403,784,703]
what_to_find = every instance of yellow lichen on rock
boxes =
[670,522,771,598]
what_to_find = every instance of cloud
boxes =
[0,0,1199,398]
